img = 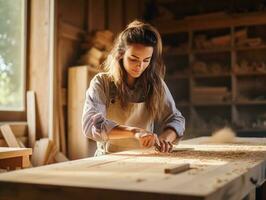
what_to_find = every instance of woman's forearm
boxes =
[159,128,179,143]
[108,125,136,139]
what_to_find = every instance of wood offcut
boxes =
[164,163,190,174]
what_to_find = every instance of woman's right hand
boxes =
[134,129,159,148]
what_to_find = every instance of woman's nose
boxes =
[137,61,144,68]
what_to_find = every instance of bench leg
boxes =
[256,181,266,200]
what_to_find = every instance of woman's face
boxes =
[122,43,153,81]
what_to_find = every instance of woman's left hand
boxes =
[156,128,179,153]
[156,139,173,152]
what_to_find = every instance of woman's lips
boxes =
[132,68,141,74]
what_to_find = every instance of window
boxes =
[0,0,26,111]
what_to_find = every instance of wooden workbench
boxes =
[0,137,265,200]
[0,147,32,170]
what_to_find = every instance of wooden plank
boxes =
[0,148,32,159]
[46,143,58,164]
[31,138,53,166]
[0,122,27,138]
[48,0,57,152]
[164,163,190,174]
[26,91,36,148]
[68,66,90,159]
[0,137,265,200]
[54,152,69,163]
[0,137,27,147]
[28,0,51,138]
[0,125,20,148]
[67,66,100,159]
[17,138,26,148]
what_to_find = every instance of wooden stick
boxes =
[54,152,69,163]
[27,91,36,148]
[164,163,190,174]
[0,125,20,147]
[0,122,27,138]
[0,137,27,147]
[17,138,26,148]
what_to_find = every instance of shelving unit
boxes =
[159,12,266,138]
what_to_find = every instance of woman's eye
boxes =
[144,59,150,63]
[129,58,138,62]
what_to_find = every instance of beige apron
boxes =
[95,100,153,156]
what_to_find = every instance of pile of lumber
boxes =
[0,124,68,168]
[0,90,69,170]
[194,34,231,49]
[31,138,68,166]
[234,60,266,73]
[191,61,208,74]
[78,30,114,68]
[235,29,264,47]
[192,61,229,74]
[0,123,27,148]
[163,42,189,54]
[192,86,231,103]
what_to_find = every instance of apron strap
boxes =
[109,81,117,105]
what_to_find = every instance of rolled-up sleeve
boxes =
[82,74,118,142]
[156,81,185,138]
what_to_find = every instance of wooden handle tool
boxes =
[164,163,190,174]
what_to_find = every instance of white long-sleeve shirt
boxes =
[82,72,185,142]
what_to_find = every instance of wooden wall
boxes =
[20,0,144,156]
[88,0,143,33]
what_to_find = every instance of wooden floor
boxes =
[0,137,265,200]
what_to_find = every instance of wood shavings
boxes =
[145,149,266,164]
[207,127,236,144]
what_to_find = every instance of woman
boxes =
[82,20,185,156]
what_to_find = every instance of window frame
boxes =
[0,0,27,120]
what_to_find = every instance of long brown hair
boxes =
[103,20,165,120]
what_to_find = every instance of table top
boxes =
[0,147,32,159]
[0,137,265,200]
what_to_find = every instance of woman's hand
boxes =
[134,129,159,148]
[156,139,173,152]
[156,128,180,153]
